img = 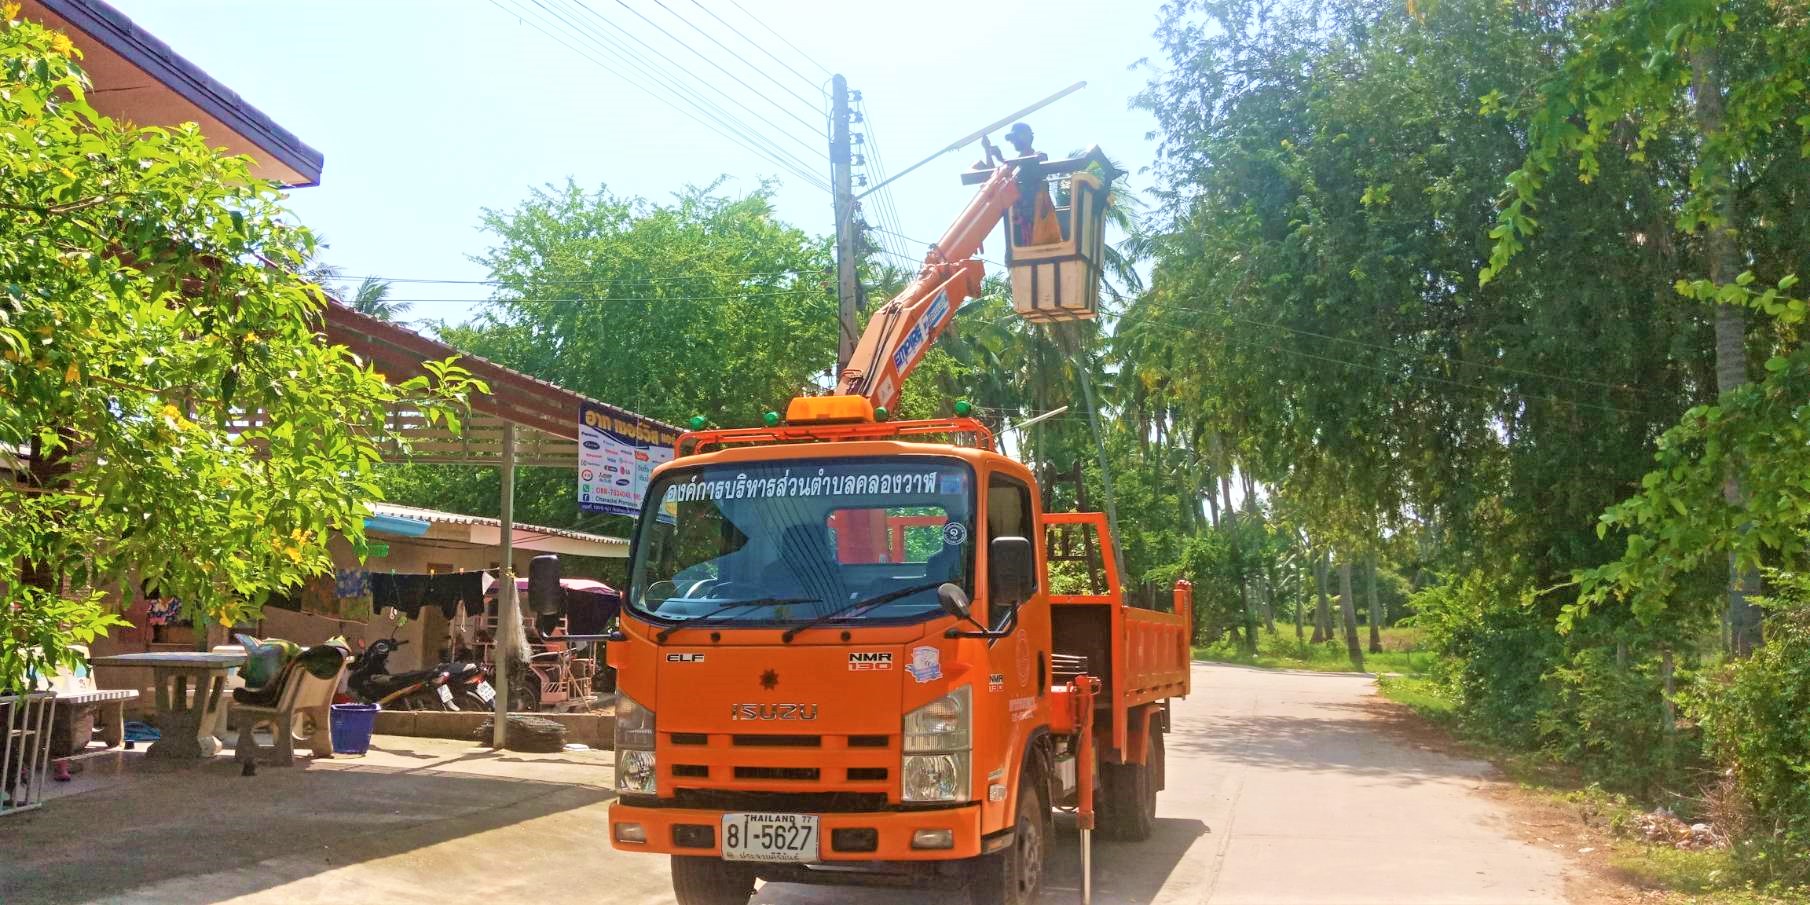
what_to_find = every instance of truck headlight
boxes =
[617,748,657,795]
[902,687,970,802]
[903,753,970,802]
[615,692,656,749]
[615,693,656,795]
[903,687,970,753]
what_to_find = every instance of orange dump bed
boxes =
[1043,511,1193,759]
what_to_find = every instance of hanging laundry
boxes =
[564,587,621,635]
[301,574,337,617]
[335,568,371,600]
[370,573,432,618]
[145,596,183,626]
[425,572,485,619]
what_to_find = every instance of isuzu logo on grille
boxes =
[730,703,820,721]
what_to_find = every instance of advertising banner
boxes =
[578,403,677,517]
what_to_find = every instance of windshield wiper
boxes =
[780,582,947,643]
[654,597,817,643]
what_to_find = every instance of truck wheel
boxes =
[1097,738,1159,841]
[968,774,1049,905]
[669,856,755,905]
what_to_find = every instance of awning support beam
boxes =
[492,423,520,746]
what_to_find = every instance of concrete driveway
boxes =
[0,663,1570,904]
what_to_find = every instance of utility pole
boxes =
[830,74,859,373]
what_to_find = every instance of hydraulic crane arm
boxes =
[836,164,1022,412]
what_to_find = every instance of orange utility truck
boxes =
[605,136,1195,905]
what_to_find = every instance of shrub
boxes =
[1411,572,1562,745]
[1539,646,1698,798]
[1689,572,1810,884]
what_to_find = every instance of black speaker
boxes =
[528,554,563,616]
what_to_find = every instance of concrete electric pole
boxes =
[830,74,859,373]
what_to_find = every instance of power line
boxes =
[508,0,818,180]
[491,0,828,191]
[585,0,827,140]
[854,96,911,266]
[721,0,834,78]
[684,0,825,90]
[390,289,834,305]
[1125,313,1660,419]
[645,0,826,117]
[1136,302,1666,399]
[336,271,816,287]
[540,0,829,171]
[869,225,1008,270]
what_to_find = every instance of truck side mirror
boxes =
[988,536,1035,618]
[937,583,972,621]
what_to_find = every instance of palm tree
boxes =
[350,277,409,323]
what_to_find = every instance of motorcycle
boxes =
[348,638,494,712]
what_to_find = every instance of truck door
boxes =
[980,472,1050,829]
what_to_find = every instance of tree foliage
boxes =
[0,10,475,690]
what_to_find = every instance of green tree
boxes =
[381,180,835,536]
[0,12,475,690]
[1483,0,1810,652]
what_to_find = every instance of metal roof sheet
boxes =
[367,502,628,549]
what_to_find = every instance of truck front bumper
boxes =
[608,802,985,861]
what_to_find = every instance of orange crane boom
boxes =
[836,145,1118,414]
[835,163,1022,412]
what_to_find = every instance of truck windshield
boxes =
[628,458,975,628]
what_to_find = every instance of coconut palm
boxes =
[350,277,409,323]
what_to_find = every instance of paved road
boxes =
[8,663,1569,905]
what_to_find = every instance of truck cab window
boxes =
[628,458,976,627]
[987,475,1036,628]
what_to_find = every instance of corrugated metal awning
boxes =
[366,502,629,559]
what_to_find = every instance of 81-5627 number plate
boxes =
[719,812,819,862]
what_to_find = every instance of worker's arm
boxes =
[837,165,1021,411]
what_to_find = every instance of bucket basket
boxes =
[329,703,379,755]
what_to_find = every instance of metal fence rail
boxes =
[1,691,55,817]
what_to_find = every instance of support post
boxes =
[831,74,859,373]
[492,422,518,748]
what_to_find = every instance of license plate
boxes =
[474,681,495,703]
[436,684,454,705]
[720,813,819,862]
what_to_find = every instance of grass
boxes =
[1193,625,1435,675]
[1551,786,1808,905]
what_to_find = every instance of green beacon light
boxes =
[687,415,707,431]
[762,410,781,427]
[953,399,973,417]
[873,406,889,422]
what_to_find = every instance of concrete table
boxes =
[91,651,246,759]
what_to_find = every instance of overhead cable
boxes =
[587,0,827,139]
[685,0,827,89]
[492,0,828,190]
[539,0,829,172]
[722,0,834,78]
[645,0,827,118]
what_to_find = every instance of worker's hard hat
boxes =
[1007,122,1034,142]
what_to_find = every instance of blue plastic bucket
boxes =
[329,703,379,755]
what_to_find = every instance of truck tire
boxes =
[1097,732,1160,841]
[670,856,755,905]
[968,773,1049,905]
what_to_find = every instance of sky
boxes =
[114,0,1172,324]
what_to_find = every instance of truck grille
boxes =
[661,731,895,796]
[732,734,820,747]
[672,789,891,812]
[734,766,820,781]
